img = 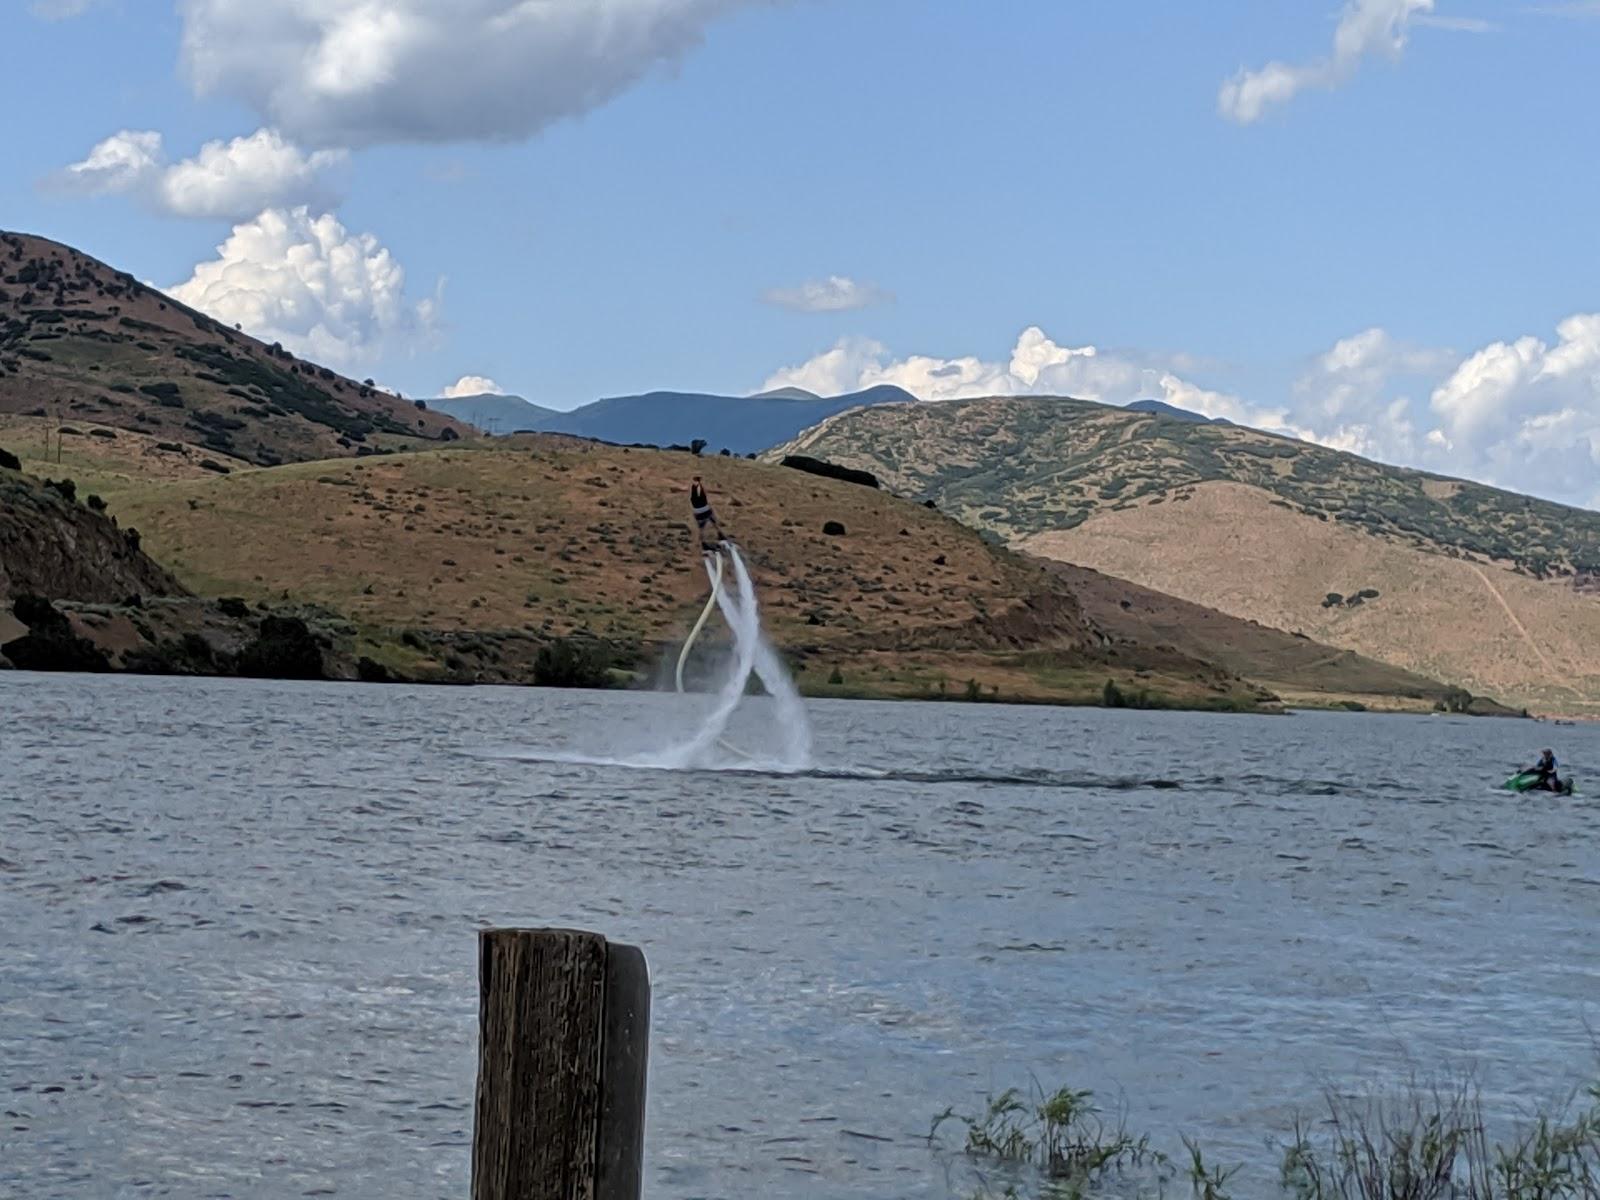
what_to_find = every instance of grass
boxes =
[935,1076,1600,1200]
[930,1080,1160,1195]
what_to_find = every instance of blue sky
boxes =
[5,1,1599,506]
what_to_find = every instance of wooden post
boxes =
[472,928,651,1200]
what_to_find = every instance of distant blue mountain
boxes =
[426,384,917,454]
[1125,398,1231,425]
[426,393,559,433]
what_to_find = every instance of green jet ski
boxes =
[1503,770,1577,796]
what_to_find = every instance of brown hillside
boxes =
[0,230,469,465]
[1026,482,1600,715]
[1045,557,1478,712]
[103,436,1267,706]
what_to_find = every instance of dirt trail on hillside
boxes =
[1469,564,1555,677]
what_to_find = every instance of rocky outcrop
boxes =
[0,461,180,605]
[236,615,327,680]
[1,594,110,672]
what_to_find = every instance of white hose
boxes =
[675,551,724,692]
[675,547,754,762]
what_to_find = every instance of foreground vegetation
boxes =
[933,1076,1600,1199]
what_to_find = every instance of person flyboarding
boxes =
[689,474,728,549]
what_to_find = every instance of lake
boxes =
[3,673,1598,1199]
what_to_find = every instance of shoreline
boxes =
[0,657,1542,719]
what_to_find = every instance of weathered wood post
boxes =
[472,928,651,1200]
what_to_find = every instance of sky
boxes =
[4,0,1599,508]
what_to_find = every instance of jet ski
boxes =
[1503,770,1577,796]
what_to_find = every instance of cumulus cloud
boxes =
[168,207,436,368]
[442,375,505,397]
[58,128,344,220]
[160,130,346,219]
[1219,0,1434,124]
[1424,315,1600,503]
[1270,319,1600,507]
[762,327,1292,429]
[60,130,164,194]
[764,319,1600,509]
[762,276,891,313]
[177,0,754,148]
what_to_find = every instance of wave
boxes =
[475,748,1183,791]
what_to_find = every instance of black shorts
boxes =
[694,509,715,528]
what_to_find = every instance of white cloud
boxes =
[58,128,344,220]
[177,0,755,148]
[168,207,437,369]
[442,375,505,397]
[61,131,163,194]
[765,319,1600,509]
[762,326,1293,429]
[1281,319,1600,507]
[160,130,346,219]
[1425,315,1600,499]
[1219,0,1433,124]
[762,276,891,313]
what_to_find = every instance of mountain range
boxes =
[427,384,916,455]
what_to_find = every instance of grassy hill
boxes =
[0,230,469,465]
[91,433,1280,706]
[773,395,1600,713]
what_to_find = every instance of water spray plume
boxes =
[672,544,812,770]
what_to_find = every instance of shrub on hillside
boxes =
[532,637,612,689]
[780,455,881,489]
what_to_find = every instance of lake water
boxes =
[4,673,1599,1199]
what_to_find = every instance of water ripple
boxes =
[2,673,1598,1199]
